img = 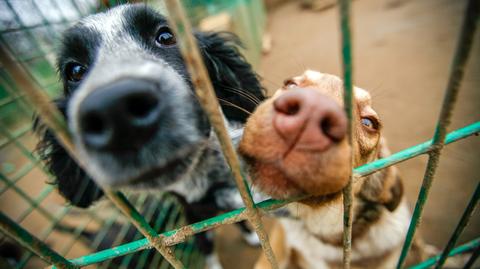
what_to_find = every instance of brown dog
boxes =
[239,70,432,269]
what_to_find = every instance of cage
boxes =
[0,0,479,269]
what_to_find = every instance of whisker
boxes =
[218,98,252,115]
[223,87,261,104]
[216,83,262,105]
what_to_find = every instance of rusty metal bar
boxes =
[463,244,480,269]
[0,211,78,269]
[44,121,479,267]
[0,39,185,269]
[101,191,185,269]
[163,0,279,268]
[408,238,480,269]
[396,0,480,267]
[338,0,355,267]
[434,182,480,268]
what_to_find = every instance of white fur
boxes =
[205,252,223,269]
[68,54,194,187]
[80,5,128,44]
[242,230,261,247]
[281,200,410,268]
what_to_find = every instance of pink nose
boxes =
[273,89,347,152]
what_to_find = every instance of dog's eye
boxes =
[361,117,378,130]
[156,27,176,47]
[66,63,87,82]
[283,79,298,89]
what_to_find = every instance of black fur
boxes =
[34,5,264,211]
[34,6,264,263]
[34,99,104,208]
[35,21,263,209]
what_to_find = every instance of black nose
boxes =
[78,79,161,151]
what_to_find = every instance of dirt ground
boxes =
[215,0,480,268]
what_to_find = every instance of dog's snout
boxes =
[273,89,347,151]
[78,79,161,151]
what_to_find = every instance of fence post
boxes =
[338,0,355,267]
[163,0,279,268]
[396,0,480,267]
[0,40,186,269]
[0,212,78,269]
[434,183,480,268]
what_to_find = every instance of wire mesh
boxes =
[0,1,202,268]
[162,0,278,267]
[396,0,479,267]
[0,0,478,269]
[41,121,479,267]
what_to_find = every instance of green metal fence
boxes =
[0,0,479,269]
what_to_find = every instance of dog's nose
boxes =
[273,88,347,151]
[78,79,161,151]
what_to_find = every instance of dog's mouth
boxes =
[243,146,350,200]
[248,157,343,204]
[128,157,184,185]
[103,141,205,188]
[244,155,309,199]
[128,142,205,187]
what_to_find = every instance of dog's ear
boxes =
[196,32,266,123]
[33,99,104,208]
[359,138,404,212]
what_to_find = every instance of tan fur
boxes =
[241,70,432,269]
[254,223,290,269]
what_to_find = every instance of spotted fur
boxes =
[34,4,264,266]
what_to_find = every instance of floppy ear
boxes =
[33,98,104,208]
[196,32,266,123]
[359,138,404,212]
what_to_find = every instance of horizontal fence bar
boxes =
[100,195,174,269]
[2,3,478,269]
[0,212,78,269]
[0,35,185,269]
[17,206,73,268]
[62,195,301,267]
[408,238,480,269]
[0,93,25,107]
[463,244,480,269]
[396,0,479,267]
[0,126,30,150]
[163,0,278,268]
[17,172,107,268]
[0,162,38,196]
[434,182,480,269]
[101,191,186,269]
[354,121,480,177]
[0,20,71,34]
[59,120,479,266]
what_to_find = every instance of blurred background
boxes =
[0,0,478,268]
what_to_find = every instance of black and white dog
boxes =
[35,4,265,268]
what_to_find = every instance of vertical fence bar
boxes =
[434,182,480,268]
[408,238,480,269]
[396,0,480,267]
[0,40,185,269]
[0,212,77,269]
[463,244,480,269]
[101,191,185,269]
[338,0,355,268]
[36,117,478,266]
[0,173,56,222]
[0,43,74,155]
[162,1,279,268]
